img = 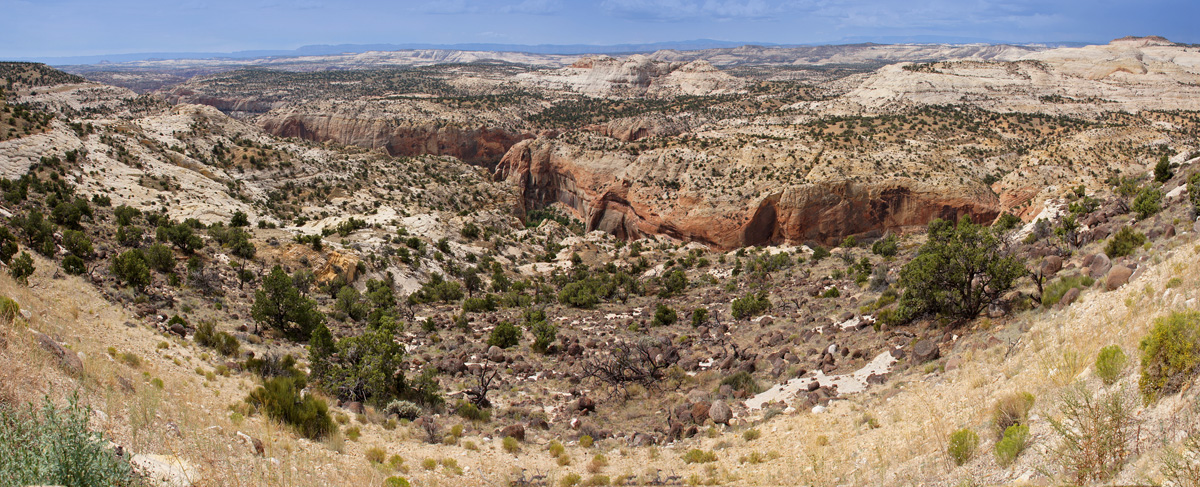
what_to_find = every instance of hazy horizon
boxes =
[1,0,1195,61]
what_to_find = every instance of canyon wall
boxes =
[259,112,528,165]
[496,138,1000,249]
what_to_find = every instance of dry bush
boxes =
[1048,383,1141,484]
[992,391,1035,438]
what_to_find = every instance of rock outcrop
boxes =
[259,112,527,165]
[496,138,999,249]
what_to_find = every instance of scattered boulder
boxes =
[500,424,525,442]
[1041,255,1063,276]
[488,345,505,363]
[631,432,656,447]
[708,400,732,425]
[345,401,364,415]
[1106,265,1133,291]
[131,453,196,487]
[1055,287,1081,309]
[35,332,83,375]
[577,396,596,414]
[912,339,939,363]
[1088,253,1112,279]
[691,401,711,423]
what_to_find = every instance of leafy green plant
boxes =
[487,321,520,349]
[947,428,979,466]
[682,449,717,464]
[731,292,771,319]
[1132,187,1163,219]
[1041,275,1094,307]
[1139,311,1200,402]
[994,424,1029,467]
[1095,345,1128,386]
[1105,227,1146,258]
[650,304,677,327]
[110,249,149,289]
[720,371,760,396]
[503,436,520,454]
[245,376,334,440]
[898,216,1025,323]
[9,251,34,284]
[992,391,1035,438]
[0,395,136,487]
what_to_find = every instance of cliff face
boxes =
[259,112,528,165]
[496,138,999,249]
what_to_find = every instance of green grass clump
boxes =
[384,476,411,487]
[548,439,565,457]
[992,391,1035,438]
[1095,345,1128,386]
[0,395,137,486]
[947,428,980,466]
[682,449,717,464]
[994,424,1029,467]
[1042,275,1094,307]
[503,436,520,454]
[743,428,761,441]
[1139,311,1200,402]
[244,376,334,440]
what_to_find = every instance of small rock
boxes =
[812,405,827,414]
[631,432,656,447]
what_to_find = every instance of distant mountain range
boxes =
[15,38,1099,66]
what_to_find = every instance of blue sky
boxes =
[1,0,1195,59]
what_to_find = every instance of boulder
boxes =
[1040,255,1063,276]
[488,345,506,363]
[500,424,525,442]
[691,401,711,423]
[345,402,364,415]
[1088,253,1112,279]
[912,339,939,363]
[131,453,196,487]
[1106,265,1133,291]
[708,400,732,425]
[1056,287,1081,309]
[35,332,83,375]
[631,432,656,447]
[577,396,596,414]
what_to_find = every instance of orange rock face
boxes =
[259,113,529,165]
[496,138,1000,250]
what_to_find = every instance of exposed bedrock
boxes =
[259,113,528,165]
[496,138,999,250]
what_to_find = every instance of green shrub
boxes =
[1041,275,1094,307]
[871,234,899,257]
[659,269,687,297]
[384,476,411,487]
[994,424,1029,467]
[110,249,150,289]
[898,216,1025,322]
[245,376,334,440]
[650,304,677,327]
[1132,187,1163,219]
[502,436,520,454]
[682,449,717,464]
[947,428,979,466]
[0,395,136,487]
[384,400,422,420]
[821,286,840,298]
[9,251,34,284]
[529,318,557,354]
[487,321,520,349]
[743,429,761,441]
[1095,345,1128,386]
[548,439,565,457]
[1139,311,1200,402]
[810,245,830,262]
[142,243,174,273]
[1105,227,1146,258]
[731,292,771,319]
[0,296,19,323]
[366,446,387,464]
[194,321,240,357]
[61,229,92,259]
[1155,155,1174,183]
[691,307,708,327]
[560,473,582,487]
[720,371,760,396]
[61,254,85,275]
[579,434,593,448]
[455,400,490,422]
[992,391,1035,438]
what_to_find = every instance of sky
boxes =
[1,0,1196,59]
